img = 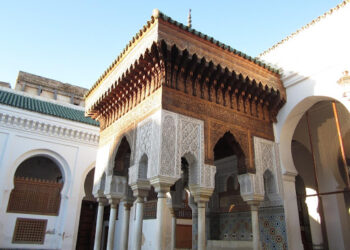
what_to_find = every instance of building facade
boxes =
[260,1,350,249]
[85,8,287,250]
[0,1,349,250]
[0,72,100,249]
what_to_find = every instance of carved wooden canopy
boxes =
[85,10,286,173]
[86,40,285,128]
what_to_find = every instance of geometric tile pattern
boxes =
[259,207,288,250]
[213,212,253,241]
[209,206,288,249]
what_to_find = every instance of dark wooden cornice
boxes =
[87,40,285,129]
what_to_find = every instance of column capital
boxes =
[241,194,264,203]
[108,197,120,208]
[131,179,151,198]
[247,200,261,210]
[124,202,133,210]
[189,185,214,203]
[96,197,108,205]
[282,171,298,182]
[150,176,177,193]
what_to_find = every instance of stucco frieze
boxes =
[0,111,99,145]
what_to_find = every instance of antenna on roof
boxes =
[188,9,192,28]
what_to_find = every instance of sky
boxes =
[0,0,341,89]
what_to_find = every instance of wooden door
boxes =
[176,224,192,249]
[76,200,98,250]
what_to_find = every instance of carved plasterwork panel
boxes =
[124,109,216,190]
[253,136,283,207]
[160,113,177,177]
[177,114,202,186]
[134,117,155,179]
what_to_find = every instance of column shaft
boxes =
[283,175,304,250]
[171,213,176,250]
[121,203,131,250]
[156,191,167,250]
[197,202,206,250]
[251,206,260,250]
[94,202,105,250]
[107,204,117,250]
[134,197,144,250]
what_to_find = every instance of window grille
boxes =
[7,177,63,215]
[12,218,47,244]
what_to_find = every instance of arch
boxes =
[213,131,246,174]
[263,169,276,198]
[15,156,63,182]
[8,149,71,195]
[182,152,199,186]
[83,168,96,201]
[113,136,131,176]
[138,153,148,179]
[285,98,350,249]
[226,174,240,193]
[109,132,134,174]
[8,152,68,215]
[226,176,234,192]
[278,96,348,175]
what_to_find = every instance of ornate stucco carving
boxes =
[160,113,177,177]
[127,109,216,190]
[253,136,283,206]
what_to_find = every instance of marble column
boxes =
[189,196,198,250]
[121,203,132,250]
[150,180,174,250]
[156,190,167,250]
[282,173,304,250]
[106,199,119,250]
[94,197,107,250]
[168,208,177,250]
[134,196,145,250]
[250,204,261,250]
[197,201,206,250]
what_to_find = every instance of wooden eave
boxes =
[85,9,281,105]
[86,40,285,123]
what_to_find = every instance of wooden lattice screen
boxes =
[12,218,47,244]
[7,177,63,215]
[143,200,157,219]
[176,203,192,219]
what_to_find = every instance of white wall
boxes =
[260,3,350,250]
[0,104,99,249]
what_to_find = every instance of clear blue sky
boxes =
[0,0,340,89]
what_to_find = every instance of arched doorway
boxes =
[208,132,249,245]
[7,156,63,215]
[291,100,350,249]
[76,168,98,250]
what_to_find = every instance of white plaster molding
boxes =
[104,175,127,200]
[0,109,99,145]
[93,173,106,198]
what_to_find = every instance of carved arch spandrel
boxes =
[107,126,136,175]
[206,121,255,173]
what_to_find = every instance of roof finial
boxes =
[188,9,192,28]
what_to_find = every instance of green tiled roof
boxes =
[0,90,99,126]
